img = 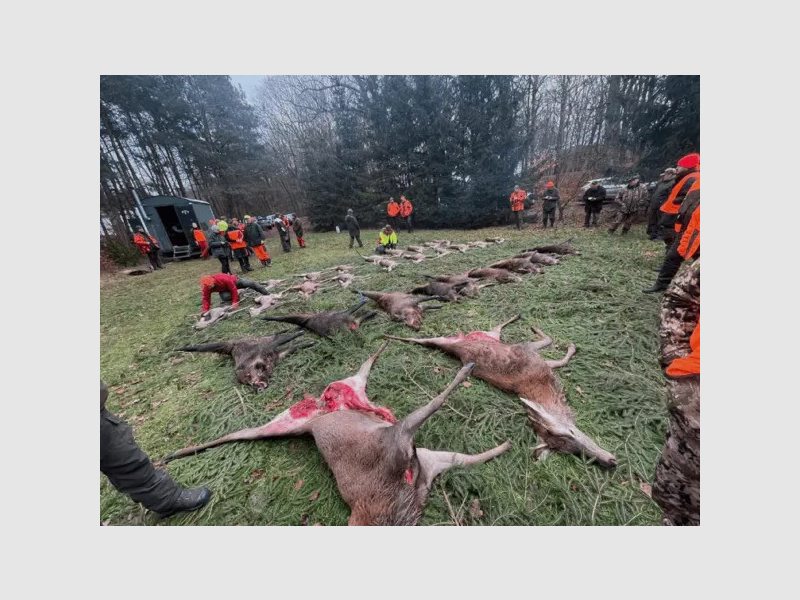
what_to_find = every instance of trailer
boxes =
[136,195,216,259]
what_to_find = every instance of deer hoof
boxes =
[533,443,550,461]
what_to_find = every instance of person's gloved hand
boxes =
[232,302,239,308]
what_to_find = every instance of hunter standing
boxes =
[657,153,700,250]
[509,185,527,230]
[243,215,272,267]
[608,176,648,235]
[387,197,400,229]
[399,196,414,233]
[541,181,560,228]
[291,215,306,248]
[345,208,363,248]
[651,259,700,525]
[276,214,292,253]
[646,168,678,240]
[132,226,163,270]
[582,180,606,228]
[191,222,209,259]
[226,220,252,273]
[207,223,232,274]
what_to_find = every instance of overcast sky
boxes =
[229,75,264,102]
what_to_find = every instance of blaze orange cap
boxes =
[201,276,215,288]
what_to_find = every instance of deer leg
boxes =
[354,310,378,326]
[421,304,444,311]
[545,344,577,369]
[163,409,315,463]
[527,327,553,351]
[488,314,521,339]
[415,441,512,498]
[347,298,368,315]
[354,341,389,381]
[278,342,316,359]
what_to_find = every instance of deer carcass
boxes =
[194,305,245,330]
[385,315,617,468]
[410,280,466,303]
[467,241,490,249]
[523,238,581,255]
[249,293,284,317]
[164,343,510,525]
[485,237,507,244]
[385,248,406,258]
[403,252,427,263]
[377,258,398,272]
[512,251,560,266]
[406,245,426,253]
[487,257,543,274]
[176,330,314,393]
[467,267,523,283]
[357,290,442,330]
[289,279,327,300]
[448,244,471,253]
[261,298,377,338]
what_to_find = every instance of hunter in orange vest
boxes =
[387,197,400,228]
[226,226,252,273]
[509,185,527,230]
[399,196,414,233]
[192,222,209,259]
[132,227,163,270]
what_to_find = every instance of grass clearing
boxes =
[100,223,669,526]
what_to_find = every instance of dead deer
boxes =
[384,315,617,468]
[467,241,490,249]
[163,343,511,525]
[406,245,426,253]
[176,330,314,393]
[261,297,377,338]
[488,257,543,274]
[432,247,452,258]
[377,258,398,272]
[260,279,286,288]
[410,280,467,303]
[194,305,246,330]
[385,248,406,258]
[329,265,355,274]
[291,271,325,282]
[249,293,284,317]
[485,237,507,244]
[289,279,332,300]
[357,290,442,330]
[448,244,471,253]
[403,252,427,263]
[523,238,581,255]
[512,251,560,265]
[467,268,523,284]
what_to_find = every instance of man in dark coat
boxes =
[275,215,292,253]
[646,168,677,240]
[291,216,306,248]
[101,380,211,519]
[608,176,648,235]
[243,216,271,267]
[582,180,606,228]
[207,223,232,274]
[541,182,560,228]
[345,208,363,248]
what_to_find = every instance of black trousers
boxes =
[584,203,602,226]
[280,234,291,252]
[233,247,251,272]
[513,211,523,229]
[403,216,413,233]
[219,277,272,302]
[646,199,662,237]
[349,233,363,248]
[542,207,556,227]
[217,255,231,274]
[147,250,163,270]
[652,237,685,289]
[101,409,180,513]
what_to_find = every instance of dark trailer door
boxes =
[155,205,191,250]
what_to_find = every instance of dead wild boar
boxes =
[176,330,314,393]
[410,280,466,303]
[163,343,511,525]
[523,238,581,255]
[357,290,442,330]
[261,298,377,338]
[384,315,617,468]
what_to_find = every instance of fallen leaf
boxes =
[620,481,629,487]
[639,482,652,498]
[575,385,584,396]
[468,499,483,519]
[272,476,279,482]
[433,366,442,374]
[248,469,265,483]
[300,514,309,526]
[309,491,319,501]
[171,357,186,366]
[571,484,579,491]
[462,381,473,388]
[295,479,304,490]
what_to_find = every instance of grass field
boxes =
[100,221,671,526]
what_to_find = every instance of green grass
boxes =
[100,222,670,526]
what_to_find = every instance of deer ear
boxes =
[519,398,571,437]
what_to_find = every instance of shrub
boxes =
[102,237,142,268]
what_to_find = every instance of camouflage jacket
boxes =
[615,184,649,214]
[659,259,700,369]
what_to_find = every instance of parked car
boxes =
[578,178,625,203]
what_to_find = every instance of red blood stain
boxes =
[465,331,499,343]
[404,469,413,484]
[348,323,357,330]
[288,383,396,423]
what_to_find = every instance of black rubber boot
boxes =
[154,486,212,518]
[642,285,668,294]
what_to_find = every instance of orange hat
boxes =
[546,181,554,188]
[677,153,700,169]
[201,276,215,288]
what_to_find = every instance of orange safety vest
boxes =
[678,205,700,259]
[133,232,158,253]
[192,228,206,243]
[399,200,413,217]
[660,171,700,215]
[665,320,700,377]
[227,229,246,250]
[387,201,400,217]
[509,190,526,211]
[674,179,700,234]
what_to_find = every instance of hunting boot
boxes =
[153,486,212,519]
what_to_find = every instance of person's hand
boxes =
[232,302,239,308]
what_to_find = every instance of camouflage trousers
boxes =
[652,376,700,525]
